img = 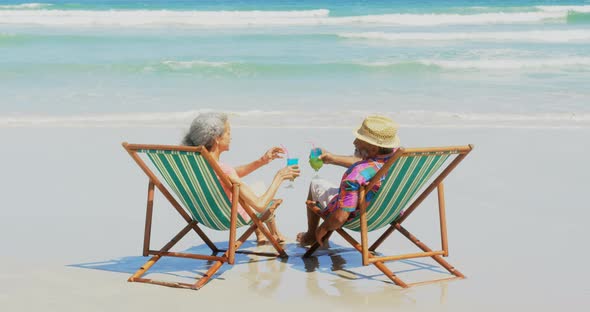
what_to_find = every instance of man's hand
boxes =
[261,146,285,165]
[316,148,359,168]
[317,148,333,165]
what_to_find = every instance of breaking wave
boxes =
[1,7,590,27]
[338,30,590,43]
[0,3,52,9]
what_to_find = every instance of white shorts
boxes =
[309,178,339,211]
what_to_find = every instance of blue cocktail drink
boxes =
[285,158,299,188]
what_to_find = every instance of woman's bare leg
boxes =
[266,215,286,243]
[255,199,282,244]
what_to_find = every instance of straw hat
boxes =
[353,115,400,148]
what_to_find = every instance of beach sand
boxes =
[0,125,588,311]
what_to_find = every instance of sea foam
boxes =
[146,58,590,75]
[0,9,580,27]
[536,5,590,13]
[1,111,589,129]
[0,3,52,9]
[391,57,590,70]
[338,30,590,43]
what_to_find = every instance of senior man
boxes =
[296,115,401,246]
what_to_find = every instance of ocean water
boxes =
[1,0,590,128]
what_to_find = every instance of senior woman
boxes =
[182,112,299,244]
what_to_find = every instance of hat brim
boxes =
[353,127,400,148]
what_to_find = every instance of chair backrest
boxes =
[136,147,250,231]
[343,147,466,232]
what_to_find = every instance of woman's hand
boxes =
[275,165,300,181]
[260,146,285,165]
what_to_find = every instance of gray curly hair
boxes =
[182,112,228,150]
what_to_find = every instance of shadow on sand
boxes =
[69,241,451,288]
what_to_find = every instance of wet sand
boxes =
[0,125,588,311]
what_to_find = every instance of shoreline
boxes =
[2,111,590,129]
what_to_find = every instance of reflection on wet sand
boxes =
[240,243,451,308]
[246,256,288,294]
[71,241,451,308]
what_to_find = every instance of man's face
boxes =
[354,138,378,159]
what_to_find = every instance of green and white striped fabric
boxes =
[343,152,451,232]
[138,149,249,231]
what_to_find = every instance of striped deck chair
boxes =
[304,145,473,288]
[122,143,287,290]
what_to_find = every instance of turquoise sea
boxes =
[1,0,589,127]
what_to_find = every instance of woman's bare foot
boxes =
[255,228,268,245]
[296,231,316,246]
[273,231,287,243]
[267,199,282,214]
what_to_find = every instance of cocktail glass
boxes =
[285,158,299,188]
[309,148,323,172]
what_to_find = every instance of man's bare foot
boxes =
[296,231,316,246]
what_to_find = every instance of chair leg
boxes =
[395,223,465,278]
[373,261,409,288]
[235,223,275,256]
[437,183,449,256]
[303,243,319,258]
[193,221,288,289]
[251,210,288,258]
[303,224,409,288]
[303,231,333,258]
[143,181,155,257]
[188,222,219,253]
[129,223,193,283]
[193,260,225,290]
[369,224,396,252]
[333,228,409,287]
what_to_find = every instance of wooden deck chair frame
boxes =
[122,143,287,290]
[304,145,473,288]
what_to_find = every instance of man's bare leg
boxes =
[296,186,320,246]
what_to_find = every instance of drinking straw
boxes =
[280,144,290,158]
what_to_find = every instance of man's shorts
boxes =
[309,178,339,213]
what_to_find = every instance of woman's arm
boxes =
[235,146,284,178]
[234,158,266,178]
[230,165,300,213]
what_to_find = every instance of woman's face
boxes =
[217,120,231,152]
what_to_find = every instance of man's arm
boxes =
[319,149,360,168]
